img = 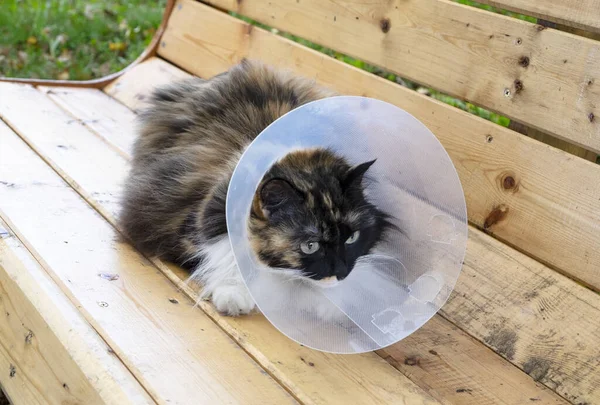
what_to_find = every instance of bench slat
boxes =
[42,82,567,405]
[41,87,137,157]
[0,98,297,405]
[444,229,600,404]
[194,0,600,154]
[379,316,566,405]
[0,217,153,405]
[103,58,189,114]
[476,0,600,34]
[0,83,439,405]
[157,3,600,292]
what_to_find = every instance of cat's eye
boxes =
[300,241,320,254]
[345,230,360,245]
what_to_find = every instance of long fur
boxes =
[120,60,388,316]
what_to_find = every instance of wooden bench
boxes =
[1,0,599,403]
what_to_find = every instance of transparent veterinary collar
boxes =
[226,96,467,354]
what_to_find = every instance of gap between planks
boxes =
[474,0,600,34]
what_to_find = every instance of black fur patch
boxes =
[152,87,179,102]
[243,82,269,109]
[168,117,195,134]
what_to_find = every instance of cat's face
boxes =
[249,149,388,286]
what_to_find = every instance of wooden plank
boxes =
[444,229,600,405]
[155,3,600,292]
[104,57,190,113]
[38,86,137,158]
[191,0,600,154]
[0,83,439,405]
[476,0,600,34]
[379,316,566,405]
[0,220,154,405]
[42,83,566,404]
[0,121,296,404]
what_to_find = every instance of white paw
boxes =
[211,284,255,316]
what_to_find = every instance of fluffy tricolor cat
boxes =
[120,60,390,316]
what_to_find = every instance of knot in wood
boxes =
[514,79,524,93]
[518,56,530,67]
[503,176,516,190]
[380,18,391,33]
[484,204,509,230]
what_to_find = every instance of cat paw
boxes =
[211,284,255,316]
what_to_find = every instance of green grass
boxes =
[0,0,166,80]
[456,0,537,23]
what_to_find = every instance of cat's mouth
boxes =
[313,276,341,288]
[303,275,342,289]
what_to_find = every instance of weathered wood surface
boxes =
[1,0,599,402]
[200,0,600,154]
[476,0,600,34]
[39,86,137,158]
[33,79,569,404]
[0,215,153,405]
[104,57,190,113]
[10,60,585,405]
[379,316,566,405]
[157,2,600,291]
[0,82,439,405]
[0,106,297,405]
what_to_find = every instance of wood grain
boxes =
[0,220,153,405]
[379,316,566,405]
[41,82,566,404]
[196,0,600,154]
[444,229,600,405]
[104,57,190,113]
[0,120,296,405]
[0,83,438,405]
[476,0,600,34]
[155,3,600,290]
[39,86,137,158]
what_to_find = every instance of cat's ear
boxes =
[259,178,303,217]
[342,159,376,190]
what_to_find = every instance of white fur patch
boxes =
[188,236,255,316]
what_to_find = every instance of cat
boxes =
[120,60,390,316]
